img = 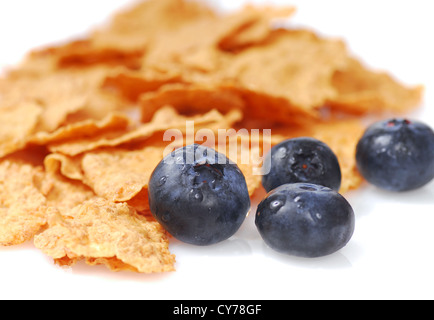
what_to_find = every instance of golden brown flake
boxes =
[328,58,424,115]
[34,198,175,273]
[0,102,42,157]
[0,161,48,246]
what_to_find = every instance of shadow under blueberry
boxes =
[346,180,434,220]
[260,240,362,269]
[373,180,434,205]
[169,236,253,257]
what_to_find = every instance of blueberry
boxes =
[255,183,355,258]
[262,137,342,192]
[148,144,251,246]
[356,119,434,192]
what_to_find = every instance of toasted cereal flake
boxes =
[34,198,176,273]
[223,29,349,112]
[49,107,242,156]
[138,4,293,82]
[44,153,84,181]
[31,112,131,145]
[23,40,144,73]
[238,161,262,197]
[81,147,164,203]
[140,83,245,122]
[328,58,423,114]
[141,29,349,124]
[51,40,145,70]
[35,171,96,214]
[145,3,293,67]
[92,0,215,51]
[309,120,366,193]
[226,86,319,125]
[2,67,123,130]
[103,70,184,102]
[218,5,296,52]
[0,102,42,157]
[0,161,47,246]
[126,188,151,214]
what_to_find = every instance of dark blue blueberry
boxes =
[356,118,434,192]
[262,137,342,192]
[255,183,355,258]
[148,144,251,246]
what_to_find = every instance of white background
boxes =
[0,0,433,300]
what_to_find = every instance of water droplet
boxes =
[374,135,392,148]
[189,189,203,202]
[276,147,287,158]
[210,179,217,189]
[294,196,304,209]
[158,176,167,186]
[270,200,283,212]
[270,200,282,209]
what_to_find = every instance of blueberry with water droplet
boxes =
[148,144,251,246]
[356,118,434,191]
[255,183,355,258]
[262,137,342,192]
